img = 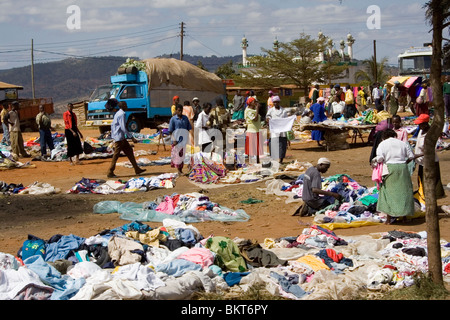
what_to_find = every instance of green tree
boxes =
[238,33,348,95]
[354,56,390,85]
[215,60,236,79]
[197,60,208,71]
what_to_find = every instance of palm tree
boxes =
[354,56,389,85]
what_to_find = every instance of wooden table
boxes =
[300,123,376,151]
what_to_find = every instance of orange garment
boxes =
[63,110,78,129]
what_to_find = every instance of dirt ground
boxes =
[0,116,449,258]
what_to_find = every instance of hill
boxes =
[0,54,243,115]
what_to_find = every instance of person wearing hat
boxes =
[267,90,275,109]
[293,158,342,216]
[266,95,288,163]
[415,82,430,117]
[310,96,327,147]
[244,96,262,163]
[171,96,180,115]
[413,114,445,206]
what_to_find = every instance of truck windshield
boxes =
[90,85,121,102]
[399,55,432,76]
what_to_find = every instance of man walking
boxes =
[107,101,146,178]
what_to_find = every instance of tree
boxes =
[196,60,208,71]
[354,56,390,85]
[423,0,450,285]
[238,33,348,95]
[215,60,236,79]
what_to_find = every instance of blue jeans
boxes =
[39,128,54,156]
[1,122,10,145]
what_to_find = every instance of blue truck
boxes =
[85,58,227,133]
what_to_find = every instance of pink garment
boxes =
[177,247,215,268]
[395,128,408,143]
[155,196,175,215]
[372,163,383,190]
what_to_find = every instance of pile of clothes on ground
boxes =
[265,174,390,227]
[67,174,178,194]
[93,192,250,223]
[0,181,60,195]
[1,220,449,300]
[0,151,35,170]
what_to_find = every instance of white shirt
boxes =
[195,111,211,144]
[414,130,438,165]
[372,87,381,100]
[331,101,345,114]
[376,137,414,164]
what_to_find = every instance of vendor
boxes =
[293,158,342,216]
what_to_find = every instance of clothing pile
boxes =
[93,192,250,223]
[67,174,177,194]
[0,181,60,195]
[2,221,448,300]
[188,154,227,184]
[0,151,35,170]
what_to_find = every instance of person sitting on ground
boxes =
[293,158,342,216]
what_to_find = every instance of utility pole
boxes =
[180,22,185,61]
[373,39,377,84]
[31,38,35,99]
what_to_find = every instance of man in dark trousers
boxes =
[107,101,146,178]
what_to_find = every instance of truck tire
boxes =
[126,116,142,133]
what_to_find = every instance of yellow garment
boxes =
[126,229,166,247]
[372,110,390,124]
[264,238,276,249]
[171,104,176,115]
[317,221,382,231]
[345,90,354,104]
[296,255,330,272]
[244,107,261,133]
[358,90,366,106]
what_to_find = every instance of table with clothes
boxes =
[300,122,376,151]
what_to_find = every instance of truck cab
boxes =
[86,70,171,133]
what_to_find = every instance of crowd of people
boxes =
[295,78,449,225]
[1,77,448,227]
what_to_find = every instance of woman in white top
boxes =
[415,82,429,117]
[330,95,345,120]
[375,129,415,224]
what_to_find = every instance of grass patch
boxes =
[380,275,450,300]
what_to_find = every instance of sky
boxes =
[0,0,434,71]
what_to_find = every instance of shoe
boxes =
[107,173,117,178]
[135,168,146,175]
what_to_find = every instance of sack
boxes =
[83,141,94,154]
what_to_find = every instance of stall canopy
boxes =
[386,76,424,88]
[0,81,23,91]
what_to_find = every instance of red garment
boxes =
[63,110,78,129]
[325,249,343,263]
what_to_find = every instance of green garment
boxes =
[443,82,450,95]
[205,236,247,272]
[377,163,415,217]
